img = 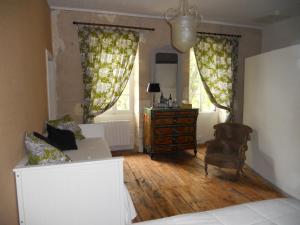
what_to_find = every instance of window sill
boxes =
[94,113,134,123]
[198,111,217,114]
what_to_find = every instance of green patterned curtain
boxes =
[193,35,239,121]
[77,26,139,123]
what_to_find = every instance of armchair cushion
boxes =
[206,139,240,155]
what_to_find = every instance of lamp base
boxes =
[152,94,155,108]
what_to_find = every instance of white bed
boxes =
[135,198,300,225]
[14,124,136,225]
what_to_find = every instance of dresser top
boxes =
[144,107,198,111]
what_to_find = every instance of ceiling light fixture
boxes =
[165,0,202,53]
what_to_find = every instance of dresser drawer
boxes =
[152,117,195,126]
[176,135,195,144]
[154,136,173,145]
[176,144,195,150]
[152,145,177,152]
[175,117,195,124]
[152,118,174,125]
[153,135,195,145]
[154,126,195,135]
[153,144,195,152]
[153,110,197,117]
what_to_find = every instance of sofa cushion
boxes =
[33,132,51,144]
[47,124,78,150]
[66,137,111,161]
[25,133,70,165]
[47,115,85,140]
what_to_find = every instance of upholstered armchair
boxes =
[204,123,252,178]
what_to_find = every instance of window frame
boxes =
[104,75,134,115]
[189,48,216,113]
[99,48,138,116]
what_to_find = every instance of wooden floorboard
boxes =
[112,147,284,222]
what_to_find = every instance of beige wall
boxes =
[262,16,300,53]
[51,9,261,148]
[0,1,52,224]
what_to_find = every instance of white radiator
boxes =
[101,120,134,150]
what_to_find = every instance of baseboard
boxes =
[244,163,291,198]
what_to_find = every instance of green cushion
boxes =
[47,115,85,140]
[25,133,71,165]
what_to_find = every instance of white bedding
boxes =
[135,198,300,225]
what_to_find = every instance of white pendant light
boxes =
[165,0,202,53]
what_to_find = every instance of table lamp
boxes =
[147,83,160,107]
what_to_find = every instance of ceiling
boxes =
[48,0,300,28]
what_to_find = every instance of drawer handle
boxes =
[172,137,176,143]
[173,118,177,123]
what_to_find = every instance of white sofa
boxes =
[14,124,136,225]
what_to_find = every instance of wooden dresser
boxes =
[143,107,198,158]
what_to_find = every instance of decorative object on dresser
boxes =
[147,83,161,107]
[143,107,198,159]
[204,122,252,179]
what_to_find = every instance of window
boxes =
[99,49,138,116]
[116,78,130,111]
[189,48,215,112]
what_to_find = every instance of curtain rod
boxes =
[73,21,155,31]
[197,31,241,38]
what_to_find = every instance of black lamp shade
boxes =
[147,83,160,93]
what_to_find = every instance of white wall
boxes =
[244,44,300,199]
[262,16,300,53]
[196,112,218,144]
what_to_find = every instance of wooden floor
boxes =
[112,147,283,223]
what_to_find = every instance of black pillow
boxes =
[33,132,51,144]
[47,124,78,150]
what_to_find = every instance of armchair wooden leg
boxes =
[205,162,208,176]
[241,166,245,174]
[236,169,241,179]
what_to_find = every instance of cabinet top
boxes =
[144,107,199,112]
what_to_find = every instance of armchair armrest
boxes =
[237,144,248,160]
